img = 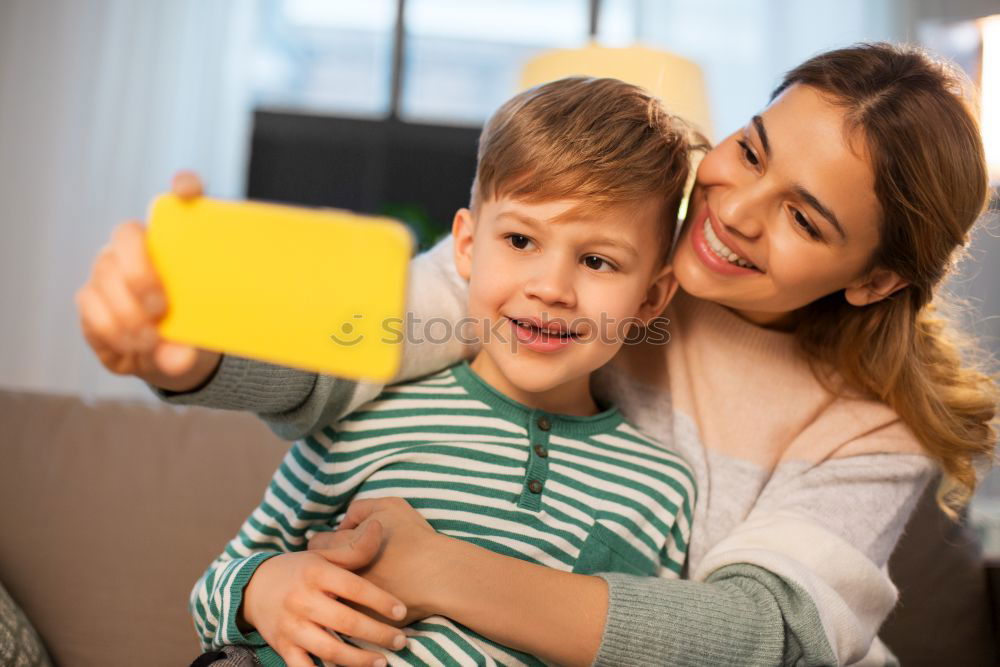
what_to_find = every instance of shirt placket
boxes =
[517,410,552,512]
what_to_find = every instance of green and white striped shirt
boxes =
[191,360,696,666]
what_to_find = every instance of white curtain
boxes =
[0,0,257,400]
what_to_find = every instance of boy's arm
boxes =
[148,235,474,440]
[191,437,358,651]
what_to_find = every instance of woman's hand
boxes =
[311,498,608,666]
[74,170,222,392]
[308,497,448,626]
[243,520,410,667]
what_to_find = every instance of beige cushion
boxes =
[0,388,286,667]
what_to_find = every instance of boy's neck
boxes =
[468,351,601,417]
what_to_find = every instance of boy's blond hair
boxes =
[471,76,701,261]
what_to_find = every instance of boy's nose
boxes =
[523,264,576,309]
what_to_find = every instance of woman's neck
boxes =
[730,306,799,332]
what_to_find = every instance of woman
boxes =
[306,43,998,666]
[83,43,996,666]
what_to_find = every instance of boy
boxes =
[189,77,697,667]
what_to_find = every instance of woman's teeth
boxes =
[703,219,756,269]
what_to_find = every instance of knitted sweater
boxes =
[190,360,695,666]
[154,236,934,666]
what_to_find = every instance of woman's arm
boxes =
[149,235,473,439]
[318,453,934,666]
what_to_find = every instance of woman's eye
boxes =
[584,255,614,272]
[737,139,760,168]
[792,209,822,240]
[506,234,532,250]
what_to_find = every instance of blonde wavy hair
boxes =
[775,43,999,516]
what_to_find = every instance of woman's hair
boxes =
[773,42,998,516]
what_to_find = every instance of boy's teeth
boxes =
[515,319,572,338]
[703,219,756,269]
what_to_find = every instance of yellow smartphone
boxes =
[146,194,413,383]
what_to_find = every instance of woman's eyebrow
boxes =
[751,115,771,156]
[752,114,846,241]
[792,186,846,240]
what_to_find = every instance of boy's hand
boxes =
[310,497,446,626]
[75,171,222,392]
[243,522,409,667]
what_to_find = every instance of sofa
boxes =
[0,386,996,666]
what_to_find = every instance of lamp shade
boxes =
[519,43,713,141]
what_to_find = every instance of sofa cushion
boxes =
[880,478,998,666]
[0,388,286,667]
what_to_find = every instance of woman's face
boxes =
[673,84,893,327]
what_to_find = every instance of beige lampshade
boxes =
[519,42,714,140]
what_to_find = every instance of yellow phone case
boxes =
[146,194,413,383]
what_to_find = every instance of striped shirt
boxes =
[190,360,696,666]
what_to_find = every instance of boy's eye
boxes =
[583,255,614,272]
[506,234,532,250]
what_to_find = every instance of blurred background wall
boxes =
[1,0,998,530]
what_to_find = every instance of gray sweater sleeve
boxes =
[147,235,475,440]
[591,454,933,667]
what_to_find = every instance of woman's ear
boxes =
[452,208,476,281]
[635,263,679,324]
[844,268,908,306]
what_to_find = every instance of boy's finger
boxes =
[110,221,166,317]
[275,643,319,667]
[319,563,406,624]
[295,620,388,667]
[305,591,405,655]
[171,170,204,199]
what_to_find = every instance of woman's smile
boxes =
[689,200,762,276]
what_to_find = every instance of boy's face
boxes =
[452,195,677,401]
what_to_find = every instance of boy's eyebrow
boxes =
[496,211,640,259]
[496,211,542,227]
[751,114,846,241]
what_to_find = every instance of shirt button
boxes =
[533,444,548,458]
[528,479,544,494]
[536,416,551,431]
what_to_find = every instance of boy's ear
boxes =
[844,268,908,307]
[635,263,679,325]
[452,208,476,281]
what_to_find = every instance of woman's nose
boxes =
[717,184,767,241]
[523,261,576,309]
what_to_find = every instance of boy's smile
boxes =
[452,196,676,416]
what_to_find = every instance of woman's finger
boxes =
[76,282,130,356]
[304,589,405,654]
[150,339,199,377]
[338,498,381,531]
[93,252,153,351]
[312,520,383,570]
[294,620,389,667]
[110,221,166,318]
[171,170,204,199]
[318,561,406,623]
